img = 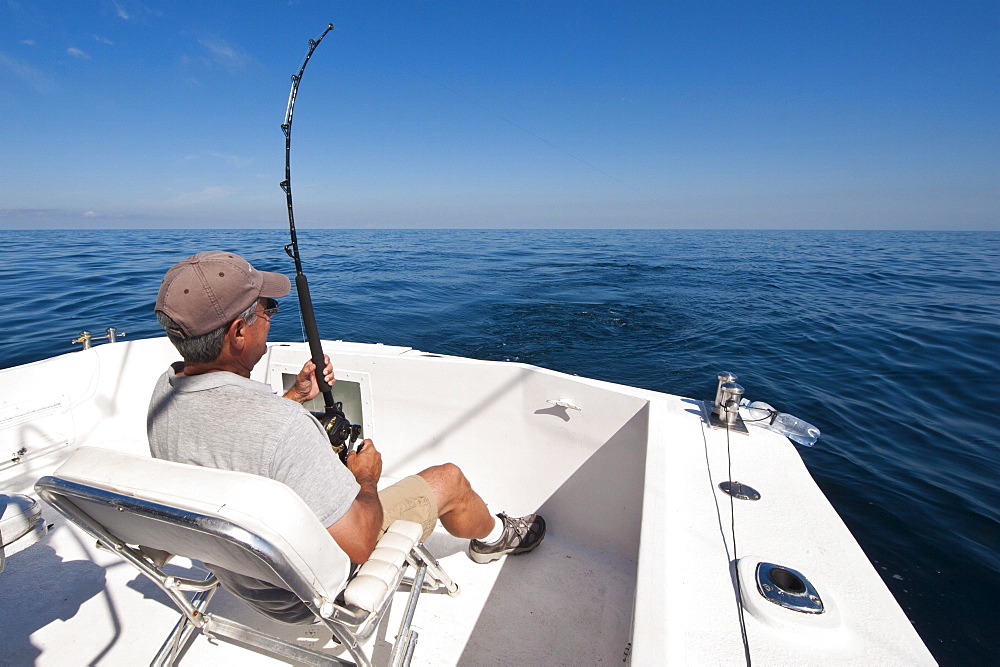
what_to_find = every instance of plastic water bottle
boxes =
[768,412,821,446]
[740,400,821,446]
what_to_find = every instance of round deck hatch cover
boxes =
[718,481,761,500]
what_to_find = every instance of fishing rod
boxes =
[280,23,361,460]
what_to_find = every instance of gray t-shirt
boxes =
[147,363,359,622]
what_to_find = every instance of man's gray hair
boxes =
[156,300,258,363]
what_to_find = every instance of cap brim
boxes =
[260,271,291,299]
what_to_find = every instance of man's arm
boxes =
[326,439,383,563]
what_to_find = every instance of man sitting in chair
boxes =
[147,251,545,623]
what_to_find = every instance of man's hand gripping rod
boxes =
[280,23,361,460]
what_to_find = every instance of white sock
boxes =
[481,515,504,543]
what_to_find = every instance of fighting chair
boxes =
[35,447,458,667]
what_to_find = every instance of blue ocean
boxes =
[2,228,997,664]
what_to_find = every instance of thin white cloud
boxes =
[112,1,130,20]
[110,1,161,23]
[157,186,239,208]
[94,35,114,45]
[82,211,98,217]
[67,47,91,59]
[0,208,63,221]
[20,39,36,46]
[184,151,253,168]
[0,51,58,93]
[197,37,252,71]
[212,151,250,167]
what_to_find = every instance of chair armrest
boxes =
[343,520,423,611]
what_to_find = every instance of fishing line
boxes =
[725,421,753,666]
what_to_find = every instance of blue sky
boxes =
[1,1,997,229]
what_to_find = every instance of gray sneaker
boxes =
[468,513,547,564]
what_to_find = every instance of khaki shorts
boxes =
[378,474,438,542]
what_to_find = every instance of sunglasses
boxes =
[256,298,280,320]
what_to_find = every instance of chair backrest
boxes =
[36,446,351,606]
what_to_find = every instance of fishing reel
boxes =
[315,402,363,463]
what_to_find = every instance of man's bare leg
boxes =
[418,463,495,539]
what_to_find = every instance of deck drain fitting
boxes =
[719,481,760,500]
[755,562,824,614]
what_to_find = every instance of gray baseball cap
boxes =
[155,251,291,338]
